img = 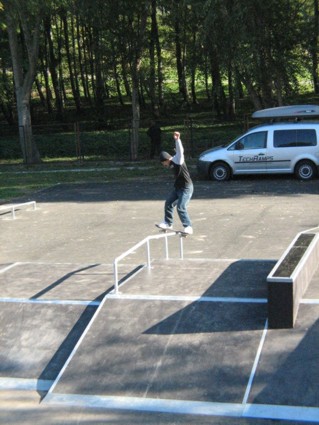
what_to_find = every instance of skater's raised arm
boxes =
[172,131,184,165]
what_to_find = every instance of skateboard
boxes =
[155,224,189,237]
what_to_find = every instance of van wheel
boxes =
[209,162,231,181]
[294,160,317,180]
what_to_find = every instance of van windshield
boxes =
[228,131,267,150]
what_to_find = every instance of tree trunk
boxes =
[311,0,319,93]
[210,49,226,118]
[129,3,150,161]
[77,20,91,104]
[4,0,41,164]
[149,0,156,113]
[121,54,132,98]
[174,3,189,103]
[39,40,53,113]
[44,15,64,119]
[16,90,40,163]
[131,74,140,160]
[190,28,198,105]
[154,3,163,108]
[0,68,15,125]
[112,47,124,105]
[34,76,47,109]
[227,65,236,119]
[149,0,163,115]
[61,9,81,114]
[240,72,263,110]
[93,26,105,119]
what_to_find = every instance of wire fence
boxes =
[0,117,247,163]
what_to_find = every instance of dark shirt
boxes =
[147,125,161,143]
[171,161,193,189]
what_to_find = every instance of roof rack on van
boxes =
[252,105,319,121]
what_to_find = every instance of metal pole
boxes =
[165,234,169,259]
[113,261,119,294]
[146,240,151,268]
[179,235,184,260]
[112,232,180,292]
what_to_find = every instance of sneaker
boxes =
[183,226,193,235]
[158,222,173,230]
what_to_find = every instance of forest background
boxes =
[0,0,319,165]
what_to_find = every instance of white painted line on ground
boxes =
[2,294,316,306]
[0,377,53,391]
[0,261,112,267]
[244,403,319,423]
[0,297,100,306]
[242,319,268,404]
[107,293,267,304]
[301,298,319,304]
[44,394,244,417]
[44,283,114,396]
[152,258,275,264]
[44,393,319,422]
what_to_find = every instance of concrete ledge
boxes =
[267,232,319,328]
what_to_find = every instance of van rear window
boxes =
[274,129,317,147]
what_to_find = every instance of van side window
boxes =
[229,131,267,150]
[274,130,317,147]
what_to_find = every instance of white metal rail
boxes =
[113,232,184,294]
[0,201,36,219]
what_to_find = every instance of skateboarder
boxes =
[157,131,193,235]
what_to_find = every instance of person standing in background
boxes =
[147,121,162,159]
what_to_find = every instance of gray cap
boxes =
[159,151,171,162]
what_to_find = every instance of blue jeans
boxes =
[164,184,193,227]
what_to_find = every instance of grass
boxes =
[0,160,192,203]
[0,117,241,203]
[5,90,318,202]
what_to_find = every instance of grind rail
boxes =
[0,201,36,219]
[113,232,185,294]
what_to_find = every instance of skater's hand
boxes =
[174,131,180,140]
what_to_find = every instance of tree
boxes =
[0,15,15,125]
[312,0,319,93]
[1,0,318,156]
[149,0,163,115]
[301,0,319,94]
[129,3,150,160]
[43,13,64,119]
[2,0,46,163]
[103,0,150,159]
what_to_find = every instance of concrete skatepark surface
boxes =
[0,175,319,424]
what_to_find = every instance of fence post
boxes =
[184,117,194,157]
[74,122,83,162]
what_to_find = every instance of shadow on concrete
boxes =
[143,259,273,334]
[143,301,267,334]
[202,259,276,299]
[31,178,319,204]
[30,264,100,300]
[36,300,99,397]
[35,265,147,397]
[250,314,319,408]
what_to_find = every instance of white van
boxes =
[197,105,319,181]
